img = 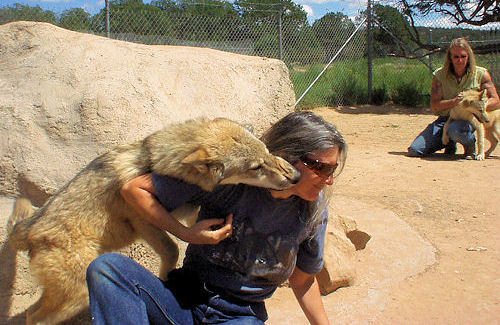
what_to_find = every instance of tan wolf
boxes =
[442,89,500,160]
[7,117,301,325]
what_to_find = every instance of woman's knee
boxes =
[86,253,128,283]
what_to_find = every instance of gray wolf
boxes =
[7,117,301,324]
[442,89,499,160]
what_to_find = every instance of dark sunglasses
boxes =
[301,156,338,179]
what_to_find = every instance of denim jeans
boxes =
[408,116,476,156]
[86,253,266,325]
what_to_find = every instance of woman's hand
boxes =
[453,92,464,105]
[182,213,233,245]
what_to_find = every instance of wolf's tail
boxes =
[7,197,35,251]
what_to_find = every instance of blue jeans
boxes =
[408,116,476,156]
[86,253,266,325]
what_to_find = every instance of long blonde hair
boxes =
[443,38,477,78]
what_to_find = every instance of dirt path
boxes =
[267,106,500,324]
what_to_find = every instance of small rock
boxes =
[466,246,487,251]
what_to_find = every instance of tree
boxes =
[98,0,166,35]
[150,0,182,15]
[369,4,416,56]
[312,12,355,61]
[234,0,310,60]
[0,3,56,24]
[152,0,241,42]
[59,8,91,31]
[179,0,239,18]
[400,0,499,26]
[234,0,305,22]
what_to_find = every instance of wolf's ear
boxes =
[181,148,210,173]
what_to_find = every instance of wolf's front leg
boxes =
[475,124,485,160]
[442,120,451,145]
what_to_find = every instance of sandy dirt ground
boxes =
[1,106,499,324]
[266,106,499,324]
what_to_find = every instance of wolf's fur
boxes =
[442,89,500,160]
[7,117,300,324]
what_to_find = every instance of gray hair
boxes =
[260,111,347,234]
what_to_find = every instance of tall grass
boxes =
[290,57,434,108]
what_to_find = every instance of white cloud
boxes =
[302,4,314,17]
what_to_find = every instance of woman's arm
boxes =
[289,266,330,325]
[120,173,232,244]
[430,77,463,113]
[481,71,500,111]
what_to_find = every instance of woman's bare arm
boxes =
[481,71,500,111]
[120,173,232,244]
[289,267,330,325]
[430,77,462,113]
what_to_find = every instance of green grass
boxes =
[290,57,434,109]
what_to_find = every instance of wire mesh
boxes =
[0,2,498,109]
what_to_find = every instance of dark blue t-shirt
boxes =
[152,173,327,302]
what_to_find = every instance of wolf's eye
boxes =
[249,164,262,170]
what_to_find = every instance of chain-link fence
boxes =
[1,1,498,108]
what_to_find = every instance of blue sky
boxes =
[1,0,497,28]
[1,0,368,23]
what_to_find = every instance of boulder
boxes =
[0,21,296,205]
[316,210,371,295]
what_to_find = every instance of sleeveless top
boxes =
[433,66,486,116]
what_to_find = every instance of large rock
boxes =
[0,21,296,205]
[316,211,371,295]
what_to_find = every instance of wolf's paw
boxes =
[475,153,485,161]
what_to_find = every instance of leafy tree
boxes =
[179,0,239,18]
[59,8,91,31]
[150,0,182,15]
[234,0,313,61]
[0,3,56,24]
[168,0,241,41]
[92,0,166,36]
[284,24,323,64]
[234,0,307,39]
[312,12,355,61]
[370,4,415,56]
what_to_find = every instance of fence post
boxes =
[105,0,110,38]
[367,0,373,103]
[428,28,433,71]
[278,0,283,60]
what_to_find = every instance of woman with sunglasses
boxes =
[86,111,346,324]
[408,37,499,158]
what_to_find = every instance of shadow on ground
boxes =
[331,105,434,115]
[0,241,17,324]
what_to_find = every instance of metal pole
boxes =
[429,28,433,71]
[278,0,283,60]
[367,0,373,104]
[105,0,110,38]
[294,18,368,107]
